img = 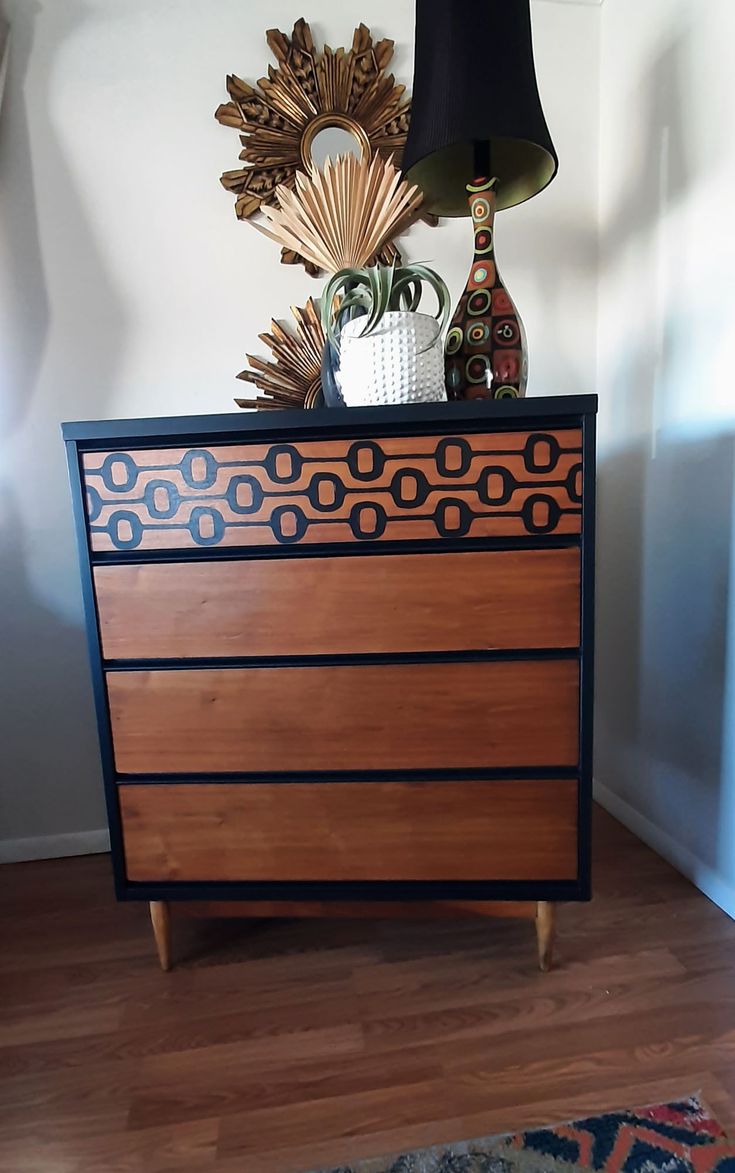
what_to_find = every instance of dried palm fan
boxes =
[253,152,424,275]
[235,298,325,410]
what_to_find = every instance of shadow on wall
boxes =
[0,0,126,849]
[0,0,125,432]
[601,28,693,262]
[0,488,105,849]
[596,17,735,895]
[0,0,48,437]
[500,214,599,398]
[596,428,734,872]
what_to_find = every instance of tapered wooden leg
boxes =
[535,901,555,972]
[149,901,172,971]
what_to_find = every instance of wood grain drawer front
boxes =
[107,660,579,775]
[94,548,581,661]
[82,429,582,552]
[119,779,579,883]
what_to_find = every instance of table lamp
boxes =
[402,0,558,400]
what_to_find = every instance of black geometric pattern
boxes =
[83,431,583,552]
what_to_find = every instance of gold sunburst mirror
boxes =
[215,18,424,273]
[235,299,325,411]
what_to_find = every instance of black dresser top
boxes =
[62,395,598,446]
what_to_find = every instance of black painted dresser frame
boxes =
[63,396,597,906]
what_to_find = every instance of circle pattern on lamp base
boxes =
[445,177,528,401]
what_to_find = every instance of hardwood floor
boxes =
[0,806,734,1173]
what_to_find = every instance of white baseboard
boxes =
[0,828,110,864]
[594,780,735,921]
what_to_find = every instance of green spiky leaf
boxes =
[321,262,451,353]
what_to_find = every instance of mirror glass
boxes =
[309,125,363,169]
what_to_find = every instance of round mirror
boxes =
[309,125,364,169]
[300,114,370,173]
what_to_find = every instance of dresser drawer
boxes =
[82,429,583,552]
[119,779,579,883]
[107,660,579,774]
[94,547,580,661]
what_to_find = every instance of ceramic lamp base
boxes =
[445,177,528,401]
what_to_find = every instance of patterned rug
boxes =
[316,1096,735,1173]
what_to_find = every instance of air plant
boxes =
[321,262,451,353]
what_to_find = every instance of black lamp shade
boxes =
[402,0,558,216]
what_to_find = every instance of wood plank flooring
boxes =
[0,806,734,1172]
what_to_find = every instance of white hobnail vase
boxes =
[336,311,448,407]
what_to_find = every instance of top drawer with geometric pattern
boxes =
[82,427,583,553]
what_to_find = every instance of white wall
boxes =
[595,0,735,916]
[0,0,601,859]
[6,0,731,925]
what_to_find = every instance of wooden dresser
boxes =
[63,397,596,971]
